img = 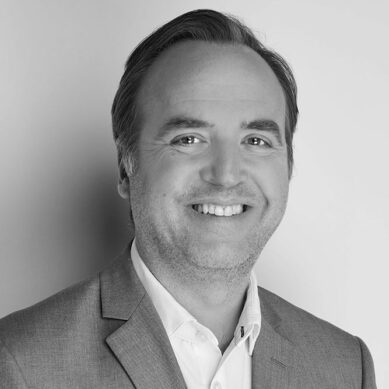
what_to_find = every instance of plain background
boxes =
[1,0,388,386]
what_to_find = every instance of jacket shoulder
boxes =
[258,287,376,387]
[0,256,136,388]
[0,274,101,351]
[258,286,357,345]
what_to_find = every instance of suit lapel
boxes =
[100,246,186,389]
[252,319,301,389]
[252,288,306,389]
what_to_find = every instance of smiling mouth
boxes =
[191,203,248,216]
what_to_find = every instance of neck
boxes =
[172,275,250,352]
[138,243,252,352]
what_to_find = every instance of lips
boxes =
[191,203,248,216]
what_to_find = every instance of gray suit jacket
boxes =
[0,247,376,388]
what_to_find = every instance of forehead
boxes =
[138,41,286,124]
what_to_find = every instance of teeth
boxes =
[193,203,245,216]
[234,204,243,214]
[215,206,224,216]
[224,206,232,216]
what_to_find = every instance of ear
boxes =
[117,162,130,199]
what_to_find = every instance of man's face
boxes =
[127,41,289,277]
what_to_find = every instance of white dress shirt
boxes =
[130,241,261,389]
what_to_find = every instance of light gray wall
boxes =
[1,0,388,386]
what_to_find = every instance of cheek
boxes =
[247,154,289,200]
[139,150,199,200]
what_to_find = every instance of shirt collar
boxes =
[130,240,261,355]
[233,271,261,355]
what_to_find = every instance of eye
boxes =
[171,135,202,146]
[245,136,271,147]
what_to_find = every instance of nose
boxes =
[199,141,247,187]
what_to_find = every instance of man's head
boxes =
[112,10,298,283]
[112,9,298,179]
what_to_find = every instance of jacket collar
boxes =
[251,287,309,388]
[100,244,186,389]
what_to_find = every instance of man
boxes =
[0,9,376,388]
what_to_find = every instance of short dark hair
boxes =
[112,9,298,177]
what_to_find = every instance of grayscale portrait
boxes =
[1,2,387,388]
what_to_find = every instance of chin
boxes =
[186,241,260,273]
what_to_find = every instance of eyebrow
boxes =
[242,119,283,145]
[157,116,214,138]
[158,115,283,145]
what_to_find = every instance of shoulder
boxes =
[0,256,135,387]
[258,287,361,356]
[0,273,101,354]
[257,287,376,387]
